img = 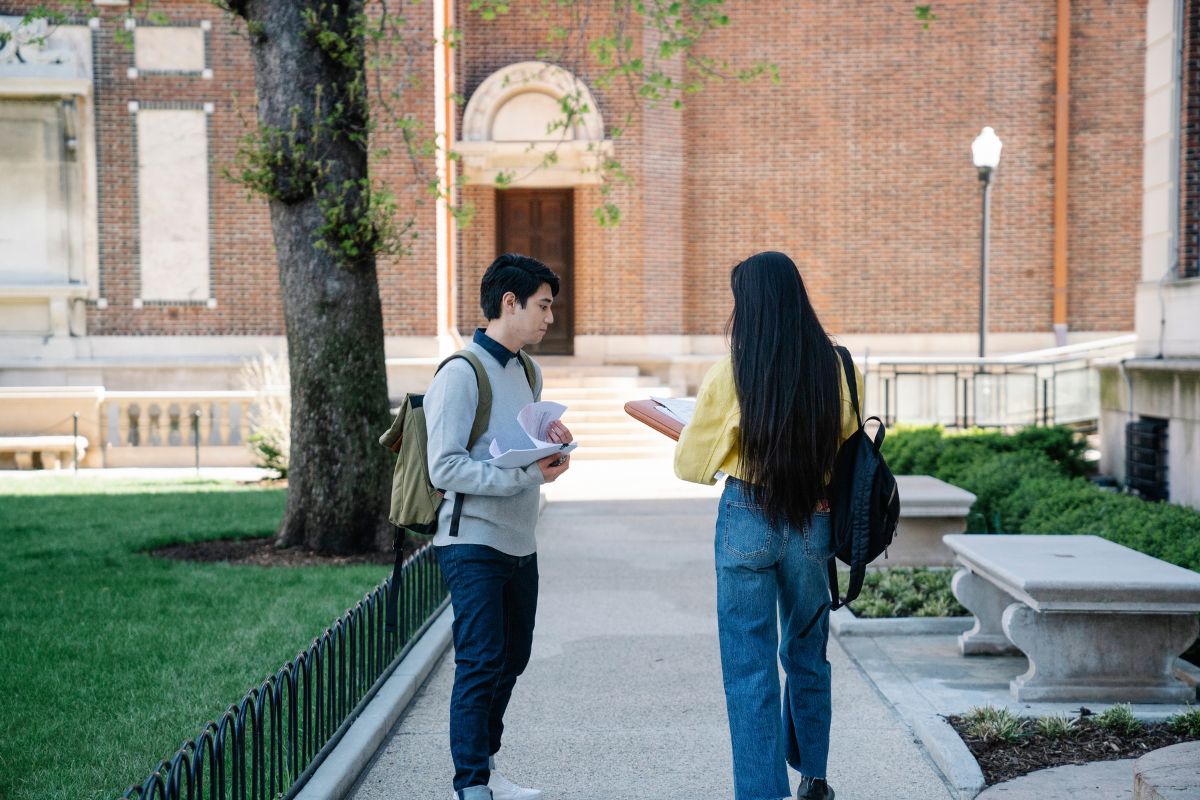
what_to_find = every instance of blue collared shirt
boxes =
[473,328,517,367]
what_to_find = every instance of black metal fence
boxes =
[121,542,448,800]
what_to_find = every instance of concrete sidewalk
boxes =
[347,460,956,800]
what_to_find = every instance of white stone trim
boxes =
[455,140,612,187]
[457,61,611,187]
[461,61,604,142]
[127,67,138,79]
[131,298,143,309]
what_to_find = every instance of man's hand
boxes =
[536,451,570,482]
[544,420,573,444]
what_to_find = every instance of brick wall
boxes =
[84,5,281,335]
[679,0,1144,336]
[4,0,1146,342]
[1184,0,1199,278]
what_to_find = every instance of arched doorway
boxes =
[456,62,610,355]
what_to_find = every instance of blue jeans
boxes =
[436,544,539,795]
[715,478,834,800]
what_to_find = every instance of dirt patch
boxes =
[948,714,1199,786]
[150,536,415,567]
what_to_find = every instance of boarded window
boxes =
[137,109,209,301]
[134,27,205,72]
[0,100,70,282]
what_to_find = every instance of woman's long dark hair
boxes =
[729,251,843,529]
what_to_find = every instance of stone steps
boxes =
[539,367,679,459]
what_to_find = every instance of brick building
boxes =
[1098,0,1200,511]
[0,0,1146,396]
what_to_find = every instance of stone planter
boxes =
[888,475,977,567]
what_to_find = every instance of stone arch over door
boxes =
[457,61,610,185]
[456,62,612,355]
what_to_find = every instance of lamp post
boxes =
[971,126,1002,358]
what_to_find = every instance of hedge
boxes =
[883,426,1200,572]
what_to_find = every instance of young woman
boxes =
[675,251,861,800]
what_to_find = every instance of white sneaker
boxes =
[487,769,542,800]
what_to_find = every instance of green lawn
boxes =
[0,478,392,800]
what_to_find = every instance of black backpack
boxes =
[825,346,901,611]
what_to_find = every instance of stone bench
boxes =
[945,533,1200,703]
[0,435,88,470]
[887,475,976,566]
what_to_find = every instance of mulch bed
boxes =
[150,536,412,567]
[948,712,1199,786]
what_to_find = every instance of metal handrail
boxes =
[861,336,1136,429]
[120,541,448,800]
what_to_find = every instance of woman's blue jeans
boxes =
[715,478,834,800]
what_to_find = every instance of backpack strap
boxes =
[437,350,493,449]
[434,350,494,538]
[516,350,538,395]
[833,345,863,428]
[827,557,843,611]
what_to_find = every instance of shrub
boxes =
[1008,426,1089,477]
[1166,707,1200,738]
[840,568,968,618]
[881,425,947,475]
[884,427,1200,573]
[963,705,1027,742]
[1095,704,1141,737]
[1035,714,1078,738]
[240,351,291,478]
[952,450,1064,532]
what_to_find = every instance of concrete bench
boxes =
[945,533,1200,703]
[887,475,976,566]
[0,435,88,470]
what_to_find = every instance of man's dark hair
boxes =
[480,253,560,320]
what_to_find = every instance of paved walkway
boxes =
[348,460,956,800]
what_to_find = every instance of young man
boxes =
[423,253,573,800]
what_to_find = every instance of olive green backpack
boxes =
[380,348,535,631]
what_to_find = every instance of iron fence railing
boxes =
[120,541,448,800]
[861,335,1136,430]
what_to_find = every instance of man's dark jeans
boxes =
[436,543,538,794]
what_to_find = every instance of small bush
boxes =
[840,568,968,618]
[953,450,1063,532]
[1095,704,1141,737]
[1035,714,1078,738]
[963,705,1027,742]
[1166,707,1200,738]
[883,427,1200,573]
[240,351,291,477]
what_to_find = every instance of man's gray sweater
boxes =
[424,340,545,556]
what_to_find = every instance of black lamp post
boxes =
[971,126,1002,358]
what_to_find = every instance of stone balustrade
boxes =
[100,391,279,468]
[0,387,285,468]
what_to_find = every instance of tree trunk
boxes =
[240,0,394,553]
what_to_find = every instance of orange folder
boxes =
[624,399,684,441]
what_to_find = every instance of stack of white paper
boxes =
[485,401,579,468]
[650,396,696,427]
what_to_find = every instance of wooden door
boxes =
[496,189,574,355]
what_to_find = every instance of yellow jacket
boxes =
[674,353,864,485]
